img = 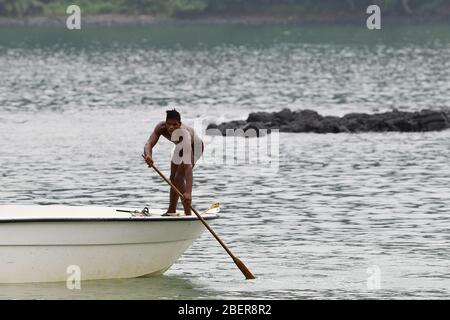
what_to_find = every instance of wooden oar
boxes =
[142,155,255,280]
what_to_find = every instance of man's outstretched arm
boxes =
[144,122,163,166]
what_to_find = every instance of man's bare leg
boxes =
[166,161,195,216]
[175,144,201,215]
[166,162,191,215]
[180,184,191,216]
[179,163,192,216]
[173,164,191,216]
[176,178,190,215]
[166,162,180,214]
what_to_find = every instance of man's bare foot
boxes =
[163,206,177,216]
[162,212,180,217]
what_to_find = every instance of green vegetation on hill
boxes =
[0,0,449,18]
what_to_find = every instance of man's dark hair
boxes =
[166,109,181,122]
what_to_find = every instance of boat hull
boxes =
[0,206,217,283]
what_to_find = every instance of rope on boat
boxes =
[116,207,151,216]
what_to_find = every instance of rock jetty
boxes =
[206,108,450,135]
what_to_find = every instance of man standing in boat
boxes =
[143,109,204,216]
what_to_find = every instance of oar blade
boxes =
[233,257,256,280]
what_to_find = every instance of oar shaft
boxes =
[145,156,255,280]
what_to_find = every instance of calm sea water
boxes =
[0,24,449,299]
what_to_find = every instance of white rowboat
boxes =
[0,205,218,283]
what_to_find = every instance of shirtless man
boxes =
[143,109,204,216]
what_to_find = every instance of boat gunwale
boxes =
[0,215,219,223]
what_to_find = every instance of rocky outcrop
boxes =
[207,108,450,135]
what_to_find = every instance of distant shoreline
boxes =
[1,13,449,27]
